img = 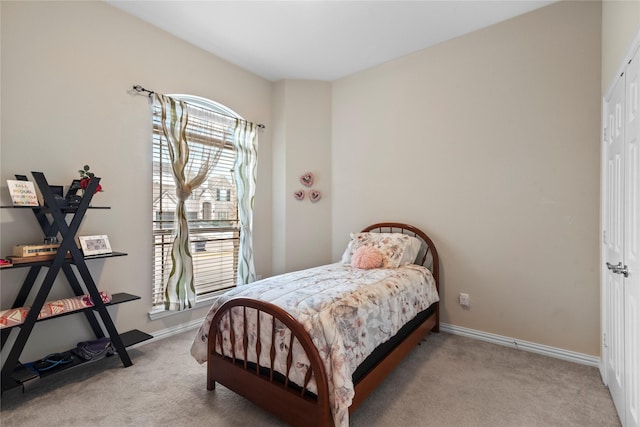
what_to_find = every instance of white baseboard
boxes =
[127,318,203,349]
[131,319,600,368]
[439,323,600,367]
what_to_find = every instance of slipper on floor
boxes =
[32,352,73,372]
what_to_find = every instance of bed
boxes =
[190,222,440,427]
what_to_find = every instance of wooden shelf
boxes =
[0,293,141,331]
[2,252,127,270]
[1,205,111,211]
[1,172,152,394]
[1,329,153,393]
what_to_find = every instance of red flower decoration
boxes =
[78,165,103,194]
[80,177,102,193]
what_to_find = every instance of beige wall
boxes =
[602,0,640,91]
[0,0,610,362]
[271,80,332,274]
[0,1,273,361]
[332,1,602,355]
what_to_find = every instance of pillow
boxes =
[399,235,423,266]
[351,246,383,269]
[0,291,112,329]
[341,232,423,268]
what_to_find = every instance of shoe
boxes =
[32,352,73,372]
[72,337,114,361]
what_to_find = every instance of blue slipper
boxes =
[33,352,73,372]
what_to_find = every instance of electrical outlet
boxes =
[459,293,470,307]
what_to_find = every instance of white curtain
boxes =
[153,94,225,310]
[232,119,258,285]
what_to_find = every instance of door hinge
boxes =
[603,332,607,348]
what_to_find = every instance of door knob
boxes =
[606,262,621,270]
[606,261,629,277]
[618,264,629,278]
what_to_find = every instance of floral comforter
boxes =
[190,262,439,427]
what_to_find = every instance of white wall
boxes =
[271,80,332,274]
[602,0,640,91]
[331,1,602,355]
[0,1,273,361]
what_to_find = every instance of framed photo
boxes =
[78,235,112,256]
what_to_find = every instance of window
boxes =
[152,95,242,308]
[216,188,231,202]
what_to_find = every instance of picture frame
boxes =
[78,235,112,256]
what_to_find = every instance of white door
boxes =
[623,48,639,427]
[604,71,627,423]
[603,46,640,427]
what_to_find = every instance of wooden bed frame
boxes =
[206,222,440,426]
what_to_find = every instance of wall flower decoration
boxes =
[78,164,103,194]
[309,190,321,203]
[300,172,314,187]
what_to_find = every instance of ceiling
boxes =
[107,1,555,82]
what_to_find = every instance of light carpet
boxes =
[0,330,620,426]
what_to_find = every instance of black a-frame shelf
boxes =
[0,171,152,393]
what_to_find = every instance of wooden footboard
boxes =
[207,298,437,427]
[207,297,332,427]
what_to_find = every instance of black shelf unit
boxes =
[1,171,152,393]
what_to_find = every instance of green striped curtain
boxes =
[232,119,258,285]
[153,94,224,310]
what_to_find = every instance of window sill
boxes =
[148,294,220,321]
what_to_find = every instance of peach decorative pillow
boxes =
[351,246,383,269]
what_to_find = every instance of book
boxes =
[7,180,39,206]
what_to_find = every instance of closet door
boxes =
[604,72,626,423]
[603,46,640,427]
[623,48,639,427]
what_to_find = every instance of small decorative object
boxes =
[309,189,322,203]
[67,179,81,195]
[300,172,314,187]
[78,165,103,194]
[13,243,60,258]
[78,235,112,256]
[7,180,39,206]
[43,236,58,244]
[65,179,83,206]
[294,190,305,201]
[46,184,69,207]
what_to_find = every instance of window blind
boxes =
[151,99,239,307]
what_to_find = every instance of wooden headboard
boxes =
[360,222,439,291]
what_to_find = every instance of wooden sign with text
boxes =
[7,180,40,206]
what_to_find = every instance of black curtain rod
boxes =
[132,85,265,129]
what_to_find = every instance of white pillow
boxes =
[398,235,422,265]
[341,232,423,268]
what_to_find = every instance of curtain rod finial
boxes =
[133,84,154,97]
